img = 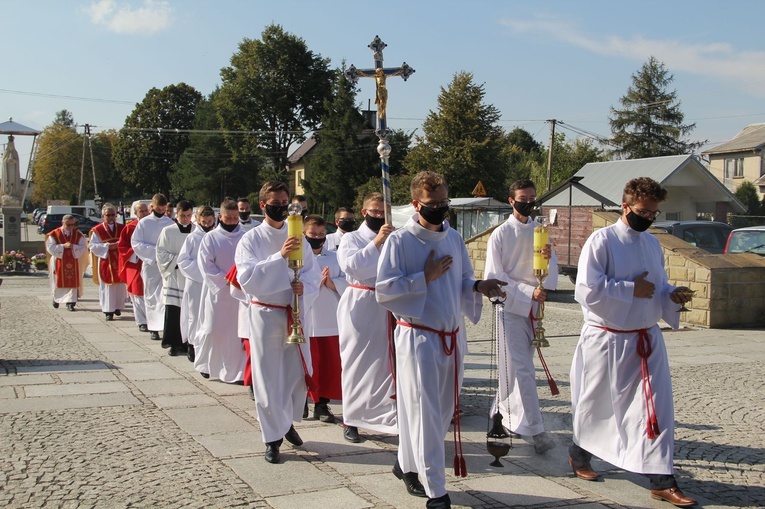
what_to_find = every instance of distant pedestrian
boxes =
[89,203,127,320]
[46,214,87,311]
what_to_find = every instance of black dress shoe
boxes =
[168,346,179,356]
[313,402,336,423]
[186,345,195,362]
[114,309,121,317]
[150,331,161,341]
[52,300,59,309]
[343,425,360,443]
[284,425,303,446]
[66,303,75,311]
[200,372,210,379]
[426,494,451,508]
[303,399,309,419]
[264,440,282,464]
[393,460,427,498]
[161,341,171,349]
[138,324,149,332]
[105,313,114,321]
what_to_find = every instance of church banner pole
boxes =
[345,36,414,224]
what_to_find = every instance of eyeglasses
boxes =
[104,213,116,217]
[629,206,661,220]
[365,209,385,218]
[64,222,77,227]
[418,199,450,209]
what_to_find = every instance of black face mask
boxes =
[264,204,288,222]
[364,214,385,233]
[201,224,215,233]
[419,205,449,226]
[153,210,165,218]
[337,218,356,232]
[219,222,238,233]
[626,209,654,232]
[238,211,251,221]
[512,200,535,218]
[305,237,326,250]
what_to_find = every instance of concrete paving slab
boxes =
[351,471,484,509]
[200,380,250,396]
[101,350,158,363]
[195,430,264,458]
[267,487,374,509]
[57,370,119,383]
[328,451,396,476]
[0,386,16,398]
[164,405,253,435]
[225,456,340,498]
[0,373,54,385]
[116,361,183,381]
[0,391,139,413]
[461,472,584,506]
[293,424,386,457]
[131,378,203,396]
[149,393,218,409]
[24,381,129,397]
[15,362,111,374]
[86,340,142,352]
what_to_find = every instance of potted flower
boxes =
[2,250,31,272]
[32,253,48,271]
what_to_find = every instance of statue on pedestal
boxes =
[1,135,22,206]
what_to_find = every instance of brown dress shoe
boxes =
[568,456,599,481]
[650,487,697,507]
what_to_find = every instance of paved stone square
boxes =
[1,274,763,508]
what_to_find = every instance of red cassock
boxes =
[309,335,343,402]
[225,264,252,388]
[117,220,144,296]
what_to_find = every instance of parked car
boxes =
[724,226,765,256]
[651,221,734,254]
[32,208,47,224]
[38,213,99,235]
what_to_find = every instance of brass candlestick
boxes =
[531,217,550,348]
[286,258,306,344]
[531,268,549,348]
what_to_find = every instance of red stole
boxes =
[93,222,124,285]
[48,228,83,289]
[117,221,144,295]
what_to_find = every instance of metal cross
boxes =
[345,35,414,224]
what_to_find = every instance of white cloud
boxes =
[84,0,173,35]
[500,16,765,97]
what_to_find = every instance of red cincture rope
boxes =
[596,326,660,440]
[250,300,316,393]
[528,311,559,396]
[396,321,467,478]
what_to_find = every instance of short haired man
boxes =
[165,203,174,219]
[235,181,321,464]
[324,207,356,251]
[376,171,506,509]
[131,194,175,341]
[177,206,216,362]
[156,200,194,356]
[195,199,247,382]
[237,197,260,232]
[46,214,88,311]
[484,179,558,454]
[118,201,150,331]
[337,192,396,444]
[570,177,697,507]
[303,214,348,423]
[292,194,308,217]
[89,203,127,320]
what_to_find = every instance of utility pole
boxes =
[77,124,99,205]
[546,119,556,192]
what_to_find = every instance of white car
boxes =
[724,226,765,256]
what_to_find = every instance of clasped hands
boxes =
[633,271,692,303]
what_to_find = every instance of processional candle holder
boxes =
[531,216,549,348]
[286,203,306,345]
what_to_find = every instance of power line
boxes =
[0,88,135,105]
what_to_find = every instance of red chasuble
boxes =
[92,222,124,285]
[117,220,144,296]
[48,227,84,289]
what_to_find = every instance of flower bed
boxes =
[1,250,32,273]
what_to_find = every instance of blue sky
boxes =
[2,0,764,177]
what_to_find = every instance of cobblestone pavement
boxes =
[1,275,763,508]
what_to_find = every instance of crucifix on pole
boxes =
[345,35,414,224]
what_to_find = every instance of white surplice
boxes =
[376,215,482,499]
[131,214,174,331]
[195,224,246,382]
[46,230,87,304]
[336,222,397,434]
[484,215,558,436]
[89,226,128,313]
[572,218,681,475]
[239,217,260,233]
[324,230,344,251]
[306,246,348,337]
[156,223,192,307]
[177,227,206,345]
[235,221,320,444]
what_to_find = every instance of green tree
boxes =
[609,56,704,159]
[503,127,544,189]
[529,134,607,192]
[404,71,509,200]
[215,24,333,182]
[113,83,202,197]
[31,112,86,204]
[734,181,762,215]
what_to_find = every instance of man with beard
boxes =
[324,207,356,251]
[336,193,397,445]
[156,200,194,356]
[177,206,216,363]
[46,214,87,311]
[118,201,150,331]
[89,203,127,320]
[131,194,174,341]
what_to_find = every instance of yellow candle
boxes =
[287,215,303,262]
[533,224,549,271]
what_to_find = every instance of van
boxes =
[46,205,102,223]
